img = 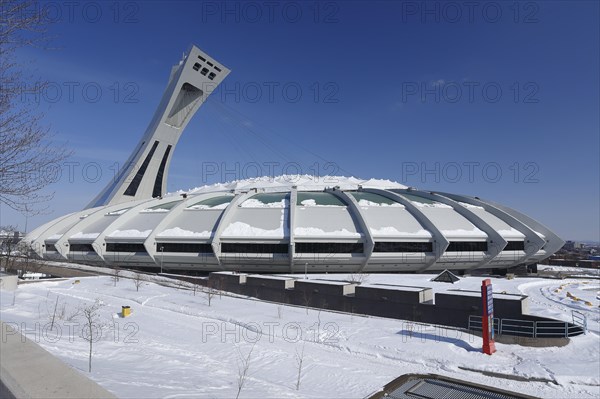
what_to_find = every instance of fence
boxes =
[468,315,585,338]
[572,310,587,333]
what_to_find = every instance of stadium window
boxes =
[70,244,95,252]
[295,243,364,254]
[157,243,213,253]
[221,243,289,254]
[45,244,57,252]
[373,242,433,253]
[106,243,147,253]
[504,241,525,251]
[446,241,488,252]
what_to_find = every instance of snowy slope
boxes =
[1,269,599,398]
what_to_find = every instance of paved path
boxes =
[0,321,116,398]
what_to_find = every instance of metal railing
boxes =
[468,315,585,338]
[572,310,588,333]
[467,316,500,334]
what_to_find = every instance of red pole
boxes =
[481,279,496,355]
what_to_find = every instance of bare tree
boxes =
[132,273,144,292]
[20,255,46,275]
[205,286,216,307]
[348,272,370,285]
[314,308,322,343]
[49,295,59,330]
[0,1,71,213]
[0,226,19,274]
[81,301,102,373]
[65,305,81,322]
[301,290,312,315]
[235,344,255,399]
[295,341,306,391]
[216,276,224,299]
[112,266,121,287]
[192,280,201,296]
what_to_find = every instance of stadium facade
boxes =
[23,45,564,273]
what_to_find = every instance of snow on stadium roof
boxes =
[172,175,407,196]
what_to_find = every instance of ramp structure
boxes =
[87,45,230,208]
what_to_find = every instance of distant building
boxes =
[0,230,24,254]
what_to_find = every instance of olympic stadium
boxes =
[23,45,564,273]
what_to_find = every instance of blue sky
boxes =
[2,0,599,242]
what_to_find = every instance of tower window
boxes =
[208,72,216,80]
[124,141,159,197]
[201,68,209,76]
[193,63,200,71]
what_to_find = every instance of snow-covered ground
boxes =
[1,266,599,398]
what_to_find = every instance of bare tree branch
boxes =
[295,341,306,391]
[0,1,71,213]
[81,300,103,373]
[235,344,255,399]
[133,272,144,292]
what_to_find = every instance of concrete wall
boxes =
[0,274,18,291]
[436,291,528,317]
[355,285,433,304]
[246,275,295,290]
[294,280,356,296]
[0,322,116,398]
[207,272,537,330]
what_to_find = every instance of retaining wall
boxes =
[208,272,542,330]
